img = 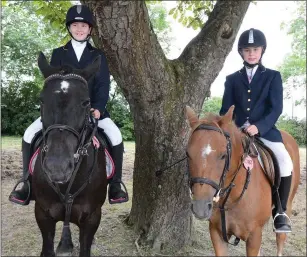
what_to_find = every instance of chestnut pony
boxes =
[186,106,300,256]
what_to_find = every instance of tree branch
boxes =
[177,0,251,112]
[81,0,168,103]
[180,1,250,64]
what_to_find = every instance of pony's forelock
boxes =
[197,112,242,147]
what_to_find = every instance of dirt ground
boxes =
[1,145,306,256]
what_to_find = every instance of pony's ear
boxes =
[80,55,101,81]
[37,52,59,78]
[38,52,51,78]
[185,106,199,128]
[220,105,235,124]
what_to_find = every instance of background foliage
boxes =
[1,2,63,135]
[1,1,172,140]
[1,1,305,146]
[278,1,306,106]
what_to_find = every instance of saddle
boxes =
[242,134,281,191]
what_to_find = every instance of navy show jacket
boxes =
[50,40,110,119]
[219,65,283,142]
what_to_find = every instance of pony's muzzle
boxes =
[191,199,213,220]
[43,156,74,184]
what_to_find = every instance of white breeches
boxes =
[259,137,293,177]
[23,117,42,144]
[97,118,122,146]
[23,117,123,146]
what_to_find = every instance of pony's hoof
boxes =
[56,242,74,256]
[56,251,73,257]
[40,252,55,257]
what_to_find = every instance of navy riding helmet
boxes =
[238,28,267,67]
[66,5,95,42]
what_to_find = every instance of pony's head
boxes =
[37,52,101,183]
[186,105,241,220]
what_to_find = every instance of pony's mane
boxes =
[199,112,221,124]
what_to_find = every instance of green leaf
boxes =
[174,10,178,20]
[169,7,176,16]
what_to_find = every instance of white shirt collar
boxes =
[71,39,87,61]
[71,38,87,48]
[245,65,258,77]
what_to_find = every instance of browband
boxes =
[44,73,87,85]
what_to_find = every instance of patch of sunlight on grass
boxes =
[1,136,22,150]
[123,141,135,152]
[1,137,135,152]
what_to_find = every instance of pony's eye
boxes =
[186,151,191,159]
[219,153,227,160]
[81,99,90,108]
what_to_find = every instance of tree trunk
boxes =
[82,0,250,252]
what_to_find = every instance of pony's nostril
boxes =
[208,202,213,210]
[68,161,73,170]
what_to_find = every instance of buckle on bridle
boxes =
[213,189,221,203]
[74,147,89,162]
[73,152,80,162]
[42,144,48,152]
[79,147,88,156]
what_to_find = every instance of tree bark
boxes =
[82,0,250,252]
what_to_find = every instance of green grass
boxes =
[123,141,135,152]
[1,135,303,156]
[1,136,22,150]
[1,135,136,151]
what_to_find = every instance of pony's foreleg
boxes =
[276,233,287,256]
[35,203,56,257]
[209,223,228,256]
[79,207,102,257]
[275,199,293,256]
[246,227,262,256]
[56,223,74,256]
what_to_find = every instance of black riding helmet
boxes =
[66,5,95,42]
[238,28,267,67]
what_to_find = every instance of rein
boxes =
[155,156,188,176]
[39,73,100,227]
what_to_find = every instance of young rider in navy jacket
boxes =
[220,28,293,233]
[9,5,128,205]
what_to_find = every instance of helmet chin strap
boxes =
[72,35,90,43]
[243,61,259,68]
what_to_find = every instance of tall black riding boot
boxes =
[108,142,129,204]
[273,175,292,233]
[9,139,32,205]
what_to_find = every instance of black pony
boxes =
[33,52,107,257]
